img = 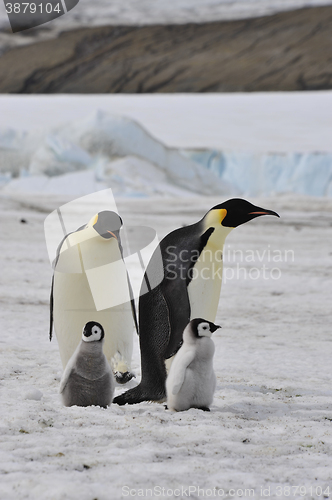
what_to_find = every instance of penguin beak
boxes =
[106,231,118,240]
[248,209,280,218]
[210,324,221,333]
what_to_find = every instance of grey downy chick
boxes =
[60,321,115,407]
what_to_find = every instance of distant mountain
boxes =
[0,5,332,93]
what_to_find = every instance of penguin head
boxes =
[206,198,279,229]
[185,318,221,340]
[82,321,105,342]
[88,211,123,240]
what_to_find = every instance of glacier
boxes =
[1,111,331,198]
[183,150,332,198]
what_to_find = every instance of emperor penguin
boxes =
[166,318,220,412]
[50,210,137,384]
[60,321,114,407]
[113,198,279,405]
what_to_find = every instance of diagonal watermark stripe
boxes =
[44,189,163,310]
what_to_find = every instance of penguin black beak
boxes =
[248,209,280,218]
[96,229,119,240]
[210,324,222,333]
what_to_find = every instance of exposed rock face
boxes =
[0,6,331,93]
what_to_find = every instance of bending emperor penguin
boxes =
[114,198,279,405]
[60,321,115,407]
[50,210,137,384]
[166,318,220,412]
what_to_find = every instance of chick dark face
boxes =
[212,198,280,228]
[82,321,105,342]
[190,318,221,338]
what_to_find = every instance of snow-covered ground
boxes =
[1,93,332,498]
[1,192,332,500]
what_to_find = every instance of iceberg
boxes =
[59,111,228,195]
[1,111,331,198]
[183,150,332,197]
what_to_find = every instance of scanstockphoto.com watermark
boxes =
[122,486,255,498]
[165,244,295,283]
[122,485,331,498]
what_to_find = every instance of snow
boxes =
[1,93,331,153]
[1,193,332,499]
[1,93,332,496]
[1,93,332,198]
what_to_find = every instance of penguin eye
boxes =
[198,322,210,335]
[92,327,100,335]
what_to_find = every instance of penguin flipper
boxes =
[59,368,74,394]
[127,272,139,335]
[171,349,195,395]
[162,277,191,359]
[49,230,74,342]
[59,343,81,393]
[49,275,54,341]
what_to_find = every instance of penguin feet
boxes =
[198,406,210,412]
[114,371,136,385]
[113,384,166,405]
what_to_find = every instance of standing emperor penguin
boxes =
[114,198,279,405]
[166,318,220,412]
[60,321,114,407]
[50,210,137,384]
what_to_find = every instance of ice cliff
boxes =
[1,111,331,198]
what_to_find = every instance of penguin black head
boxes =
[90,211,123,240]
[209,198,279,228]
[189,318,221,339]
[82,321,105,342]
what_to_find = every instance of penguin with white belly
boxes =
[60,321,114,407]
[166,318,220,412]
[113,198,279,405]
[50,210,137,384]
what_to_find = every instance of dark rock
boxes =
[0,6,331,93]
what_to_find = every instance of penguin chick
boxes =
[59,322,114,408]
[166,318,220,412]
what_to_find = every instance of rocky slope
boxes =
[0,6,331,93]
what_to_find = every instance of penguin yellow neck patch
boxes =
[204,209,227,229]
[89,214,99,227]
